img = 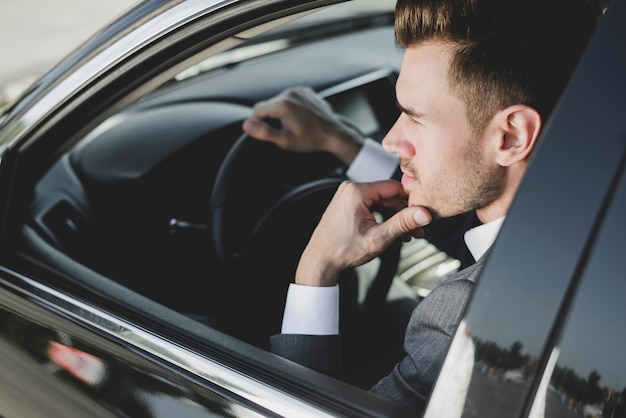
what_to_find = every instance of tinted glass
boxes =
[545,158,626,418]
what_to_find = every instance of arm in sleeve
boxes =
[369,279,475,411]
[346,138,399,182]
[269,284,344,378]
[280,284,339,335]
[270,334,344,379]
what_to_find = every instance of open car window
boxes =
[22,0,465,364]
[11,0,438,416]
[23,0,464,351]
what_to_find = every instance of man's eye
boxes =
[409,116,422,126]
[400,111,423,126]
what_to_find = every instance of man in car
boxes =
[242,0,598,411]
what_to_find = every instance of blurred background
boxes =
[1,0,137,108]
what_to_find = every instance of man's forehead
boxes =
[395,44,455,112]
[400,42,454,76]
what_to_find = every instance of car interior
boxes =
[18,0,475,390]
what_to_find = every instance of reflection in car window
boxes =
[545,161,626,418]
[441,148,626,418]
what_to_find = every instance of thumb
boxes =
[243,118,284,143]
[242,119,263,137]
[379,206,431,241]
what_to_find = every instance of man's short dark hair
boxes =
[394,0,600,135]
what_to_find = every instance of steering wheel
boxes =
[208,125,402,347]
[209,126,346,271]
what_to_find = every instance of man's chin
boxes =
[407,199,437,219]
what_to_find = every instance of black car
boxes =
[0,0,624,416]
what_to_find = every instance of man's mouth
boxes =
[401,172,416,189]
[400,164,417,188]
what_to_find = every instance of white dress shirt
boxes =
[345,138,398,182]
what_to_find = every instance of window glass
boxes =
[544,162,626,418]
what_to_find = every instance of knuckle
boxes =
[338,180,353,192]
[397,215,413,232]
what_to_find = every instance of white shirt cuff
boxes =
[281,283,339,335]
[346,138,398,182]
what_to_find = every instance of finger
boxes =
[372,196,409,217]
[376,206,431,243]
[242,118,286,144]
[355,180,408,208]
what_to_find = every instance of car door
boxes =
[2,0,619,416]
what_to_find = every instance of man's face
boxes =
[382,41,504,219]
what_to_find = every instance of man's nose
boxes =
[382,117,414,157]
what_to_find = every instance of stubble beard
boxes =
[400,148,504,220]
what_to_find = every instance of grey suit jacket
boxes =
[270,256,486,411]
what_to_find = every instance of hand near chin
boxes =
[295,180,432,287]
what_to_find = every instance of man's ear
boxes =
[494,105,542,167]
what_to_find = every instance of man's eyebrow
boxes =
[395,99,426,120]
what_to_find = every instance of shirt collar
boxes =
[464,216,505,261]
